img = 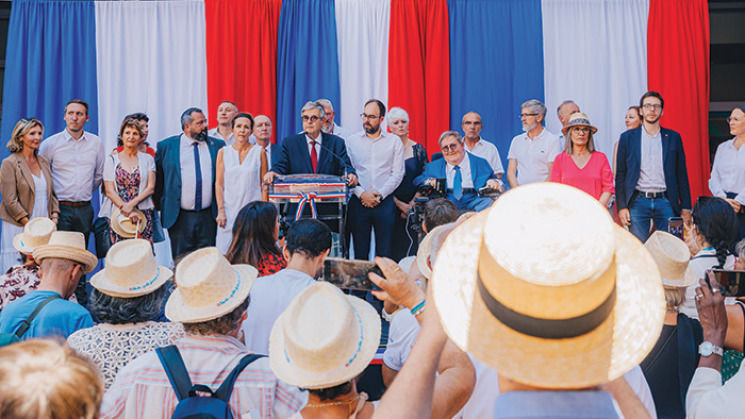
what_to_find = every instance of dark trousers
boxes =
[168,208,217,261]
[348,195,395,259]
[57,203,94,306]
[726,192,745,242]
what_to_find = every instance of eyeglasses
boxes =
[520,113,538,118]
[642,104,662,111]
[463,121,482,126]
[727,117,743,124]
[441,144,460,153]
[360,113,380,120]
[301,115,320,123]
[572,127,590,133]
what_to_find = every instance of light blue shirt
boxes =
[0,290,93,340]
[492,391,622,418]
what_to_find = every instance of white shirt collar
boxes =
[305,133,322,144]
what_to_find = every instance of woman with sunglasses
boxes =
[709,105,745,241]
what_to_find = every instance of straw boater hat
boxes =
[13,217,56,255]
[416,224,450,280]
[32,231,98,274]
[90,239,172,298]
[431,183,665,389]
[165,247,257,323]
[644,231,698,288]
[110,208,147,238]
[561,112,598,136]
[269,282,381,389]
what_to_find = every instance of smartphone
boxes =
[322,257,382,291]
[668,217,684,240]
[711,269,745,297]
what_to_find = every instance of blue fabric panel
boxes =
[276,0,341,144]
[448,0,544,175]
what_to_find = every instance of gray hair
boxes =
[315,99,333,111]
[736,239,745,260]
[89,286,168,324]
[429,223,457,267]
[180,107,203,129]
[556,100,577,116]
[387,107,409,122]
[301,101,326,119]
[664,285,687,307]
[564,128,596,155]
[438,130,463,147]
[521,99,547,120]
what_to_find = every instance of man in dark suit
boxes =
[154,107,225,259]
[253,114,280,167]
[616,91,692,242]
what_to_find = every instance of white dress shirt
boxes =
[346,131,405,199]
[637,126,666,191]
[709,138,745,204]
[305,133,322,160]
[446,153,475,189]
[687,365,744,419]
[208,127,235,146]
[179,134,213,210]
[330,123,353,140]
[507,127,561,185]
[466,137,504,175]
[39,129,105,202]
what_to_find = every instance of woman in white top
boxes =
[709,105,745,240]
[103,118,156,243]
[215,113,264,254]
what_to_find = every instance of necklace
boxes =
[305,395,361,408]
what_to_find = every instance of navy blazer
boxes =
[615,126,692,215]
[268,143,280,167]
[270,132,356,176]
[413,152,496,189]
[154,135,225,229]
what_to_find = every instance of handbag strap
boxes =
[14,295,61,338]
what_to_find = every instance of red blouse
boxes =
[256,252,287,277]
[550,151,615,201]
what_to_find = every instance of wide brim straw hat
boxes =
[561,112,598,136]
[269,282,381,389]
[165,247,257,323]
[644,231,698,288]
[110,208,147,238]
[416,224,450,280]
[431,183,665,389]
[32,231,98,274]
[13,217,56,255]
[90,239,172,298]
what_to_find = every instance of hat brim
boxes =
[269,294,381,389]
[431,212,665,389]
[90,265,173,298]
[562,124,598,136]
[12,233,35,255]
[33,245,98,274]
[662,264,698,288]
[164,265,257,323]
[111,209,147,238]
[416,225,449,280]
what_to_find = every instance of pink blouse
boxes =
[550,151,615,200]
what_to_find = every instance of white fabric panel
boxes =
[335,0,390,133]
[95,0,209,268]
[542,0,648,157]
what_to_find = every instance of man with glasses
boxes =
[506,99,562,188]
[461,111,504,178]
[345,99,404,259]
[415,131,501,212]
[616,91,692,242]
[315,98,353,140]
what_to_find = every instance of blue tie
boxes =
[192,142,202,211]
[453,165,463,200]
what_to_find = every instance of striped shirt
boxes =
[100,335,307,419]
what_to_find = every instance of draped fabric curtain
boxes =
[205,0,282,141]
[334,0,390,133]
[648,0,710,200]
[542,0,649,157]
[276,0,341,144]
[448,0,544,171]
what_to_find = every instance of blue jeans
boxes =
[446,192,495,212]
[628,194,675,242]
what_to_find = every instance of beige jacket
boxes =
[0,152,59,226]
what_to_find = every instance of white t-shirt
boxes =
[466,137,504,175]
[507,127,561,185]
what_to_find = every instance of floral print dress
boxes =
[110,164,154,244]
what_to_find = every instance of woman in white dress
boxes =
[215,113,264,253]
[709,105,745,241]
[0,118,59,271]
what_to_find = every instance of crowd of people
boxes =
[0,92,743,418]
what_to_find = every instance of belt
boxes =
[636,190,665,199]
[59,200,91,207]
[447,188,477,195]
[181,207,211,213]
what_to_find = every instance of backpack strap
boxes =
[156,345,192,401]
[14,295,62,338]
[214,354,267,402]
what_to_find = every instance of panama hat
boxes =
[416,224,451,280]
[32,231,98,274]
[165,247,257,323]
[269,282,381,389]
[110,208,147,238]
[13,218,56,255]
[90,239,172,298]
[561,112,598,136]
[431,183,665,389]
[644,231,698,288]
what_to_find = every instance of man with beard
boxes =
[316,98,353,139]
[616,91,692,242]
[506,99,562,188]
[154,107,225,259]
[346,99,404,259]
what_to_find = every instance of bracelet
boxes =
[410,300,426,317]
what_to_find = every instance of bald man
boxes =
[461,111,503,178]
[253,115,279,167]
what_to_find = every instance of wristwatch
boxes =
[698,341,724,357]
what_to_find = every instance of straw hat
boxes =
[110,208,147,238]
[416,224,450,280]
[32,231,98,274]
[644,231,698,288]
[90,239,172,298]
[269,282,381,389]
[561,112,598,136]
[431,183,665,389]
[165,247,257,323]
[13,218,57,255]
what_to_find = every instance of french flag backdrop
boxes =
[0,0,710,204]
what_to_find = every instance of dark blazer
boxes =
[270,132,356,176]
[615,126,692,215]
[154,135,225,229]
[413,152,496,189]
[268,143,280,167]
[0,153,59,226]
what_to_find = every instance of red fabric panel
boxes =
[647,0,710,200]
[205,0,282,143]
[388,0,450,154]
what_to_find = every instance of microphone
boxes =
[308,132,353,185]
